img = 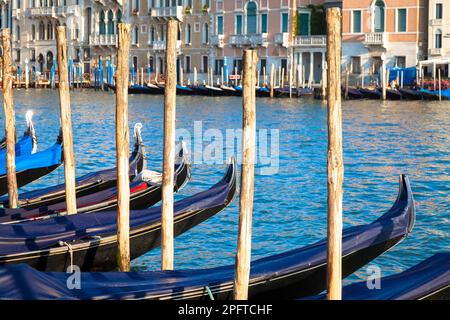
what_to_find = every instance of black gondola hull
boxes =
[359,88,381,99]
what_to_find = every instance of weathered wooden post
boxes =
[56,26,77,215]
[270,63,275,98]
[322,62,327,101]
[1,29,19,208]
[344,66,349,100]
[382,60,386,100]
[161,19,178,271]
[233,49,257,300]
[438,69,442,101]
[289,66,292,98]
[281,68,285,89]
[193,67,197,85]
[115,23,131,272]
[326,7,343,301]
[263,66,266,86]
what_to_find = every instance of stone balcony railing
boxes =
[430,19,443,26]
[89,34,118,46]
[210,35,224,47]
[429,48,443,56]
[294,35,326,46]
[149,6,184,22]
[26,5,81,18]
[229,33,268,47]
[363,32,387,47]
[274,32,290,47]
[152,40,182,51]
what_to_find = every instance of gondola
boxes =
[0,131,63,196]
[220,85,239,96]
[256,86,270,97]
[297,87,314,96]
[0,123,146,209]
[0,174,414,298]
[308,253,449,300]
[0,141,190,224]
[233,85,243,96]
[398,88,422,100]
[420,88,449,100]
[0,158,236,272]
[0,111,37,158]
[176,84,195,95]
[205,85,225,96]
[105,83,163,95]
[377,87,403,100]
[190,84,210,96]
[358,88,382,99]
[345,87,364,99]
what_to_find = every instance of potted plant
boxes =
[202,4,209,13]
[184,6,192,14]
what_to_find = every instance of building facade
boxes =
[3,0,450,83]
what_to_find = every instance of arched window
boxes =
[117,10,122,23]
[246,1,257,34]
[202,23,209,44]
[39,21,45,40]
[16,25,20,41]
[107,10,114,35]
[149,26,155,44]
[435,29,442,48]
[31,25,36,40]
[47,22,53,40]
[133,26,139,45]
[374,0,385,32]
[99,11,106,35]
[185,24,191,44]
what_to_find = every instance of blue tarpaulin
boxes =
[385,67,416,86]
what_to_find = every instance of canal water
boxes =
[6,89,450,285]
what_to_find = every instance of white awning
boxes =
[419,58,450,66]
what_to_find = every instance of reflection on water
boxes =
[2,89,450,284]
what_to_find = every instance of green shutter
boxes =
[236,15,242,34]
[353,11,361,33]
[282,13,289,33]
[218,16,223,35]
[298,13,309,36]
[398,9,406,32]
[261,14,268,33]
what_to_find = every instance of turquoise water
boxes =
[4,89,450,285]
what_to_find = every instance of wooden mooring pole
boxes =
[438,69,442,101]
[115,23,131,272]
[233,49,258,300]
[270,63,275,98]
[1,29,18,208]
[56,26,77,215]
[161,19,178,271]
[326,7,343,301]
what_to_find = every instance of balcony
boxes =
[430,19,443,26]
[89,34,118,47]
[294,35,326,47]
[210,35,224,48]
[363,32,387,47]
[12,8,21,18]
[429,48,443,56]
[150,6,184,22]
[152,40,182,52]
[26,5,80,18]
[274,33,290,47]
[229,34,268,47]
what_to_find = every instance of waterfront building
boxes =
[341,0,428,84]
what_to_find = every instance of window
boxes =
[435,29,442,48]
[352,10,361,33]
[236,15,242,35]
[16,25,20,42]
[374,0,385,32]
[185,24,191,44]
[397,9,406,32]
[395,56,406,68]
[203,23,209,44]
[372,56,382,75]
[281,13,289,33]
[281,59,287,73]
[99,11,106,35]
[233,59,242,74]
[436,3,443,19]
[246,1,257,34]
[149,26,155,44]
[185,56,191,73]
[133,26,139,45]
[75,49,80,62]
[216,16,223,35]
[215,59,224,75]
[15,49,20,63]
[117,10,122,23]
[107,10,114,35]
[351,57,361,74]
[30,49,36,62]
[261,13,268,33]
[132,56,138,71]
[202,56,209,73]
[298,12,310,35]
[31,25,36,41]
[260,58,267,72]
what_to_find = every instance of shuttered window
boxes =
[397,9,407,32]
[352,10,361,33]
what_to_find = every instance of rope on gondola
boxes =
[58,241,74,273]
[205,286,214,300]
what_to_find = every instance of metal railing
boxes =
[229,33,268,47]
[294,35,326,46]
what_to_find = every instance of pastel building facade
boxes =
[341,0,428,84]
